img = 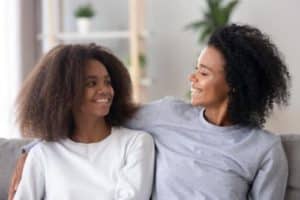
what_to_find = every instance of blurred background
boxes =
[1,0,299,138]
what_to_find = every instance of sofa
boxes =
[0,135,299,200]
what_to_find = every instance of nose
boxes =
[96,83,109,94]
[189,72,197,83]
[96,87,112,97]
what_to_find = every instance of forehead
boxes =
[85,59,109,77]
[197,46,226,71]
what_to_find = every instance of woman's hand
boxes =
[8,152,28,200]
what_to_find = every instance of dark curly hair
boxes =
[208,24,291,127]
[16,43,138,141]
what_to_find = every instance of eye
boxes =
[104,79,112,86]
[85,80,97,87]
[197,67,209,76]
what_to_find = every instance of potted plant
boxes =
[124,53,152,86]
[125,53,147,75]
[185,0,239,44]
[74,4,95,33]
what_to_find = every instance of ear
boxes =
[8,152,28,200]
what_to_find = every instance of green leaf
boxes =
[75,4,95,18]
[223,0,239,23]
[185,0,239,45]
[185,21,207,31]
[199,25,213,43]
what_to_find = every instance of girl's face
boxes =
[189,46,230,109]
[76,59,114,118]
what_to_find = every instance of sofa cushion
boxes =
[0,138,32,200]
[281,134,300,200]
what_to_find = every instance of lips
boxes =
[93,95,113,104]
[95,98,110,103]
[190,87,202,95]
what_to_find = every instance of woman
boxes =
[13,44,154,200]
[128,24,290,200]
[11,24,290,200]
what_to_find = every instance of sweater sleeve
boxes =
[14,145,45,200]
[248,139,288,200]
[115,132,155,200]
[125,97,174,132]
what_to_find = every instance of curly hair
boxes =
[16,43,138,141]
[208,24,291,127]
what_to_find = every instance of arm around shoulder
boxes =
[125,97,175,131]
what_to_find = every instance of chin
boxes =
[90,109,110,117]
[190,99,203,107]
[96,111,110,117]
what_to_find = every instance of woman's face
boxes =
[189,46,230,109]
[76,59,114,118]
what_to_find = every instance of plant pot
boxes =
[76,17,91,33]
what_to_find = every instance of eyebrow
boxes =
[85,75,110,79]
[198,64,212,71]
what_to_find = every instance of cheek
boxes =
[212,80,230,99]
[83,87,93,98]
[80,90,94,108]
[200,76,214,90]
[202,78,229,99]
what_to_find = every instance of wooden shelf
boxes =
[38,31,149,41]
[57,31,130,40]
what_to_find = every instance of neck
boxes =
[72,115,111,143]
[204,102,233,126]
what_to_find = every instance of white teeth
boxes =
[190,88,201,93]
[95,99,109,103]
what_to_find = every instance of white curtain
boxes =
[0,0,22,138]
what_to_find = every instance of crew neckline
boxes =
[65,127,115,147]
[199,108,241,134]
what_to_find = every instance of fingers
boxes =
[8,153,28,200]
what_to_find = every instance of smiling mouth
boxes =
[94,98,112,104]
[190,88,202,94]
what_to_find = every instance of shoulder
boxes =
[23,141,50,167]
[253,129,288,172]
[251,128,282,149]
[247,128,285,163]
[113,127,154,147]
[27,140,60,159]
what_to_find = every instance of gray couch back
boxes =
[0,135,299,200]
[281,135,300,200]
[0,139,31,200]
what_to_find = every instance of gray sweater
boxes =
[127,97,288,200]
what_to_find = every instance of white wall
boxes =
[145,0,203,100]
[0,0,40,138]
[0,1,22,138]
